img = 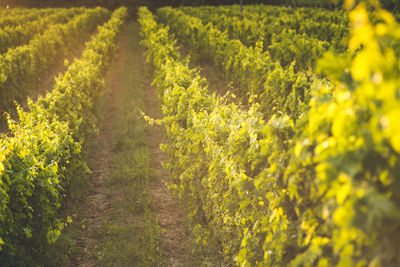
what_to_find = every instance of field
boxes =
[1,1,400,266]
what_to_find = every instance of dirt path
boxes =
[69,22,124,267]
[67,21,192,266]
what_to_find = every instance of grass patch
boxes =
[94,20,162,266]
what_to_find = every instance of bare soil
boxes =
[68,22,192,267]
[68,26,126,267]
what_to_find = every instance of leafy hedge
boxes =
[0,7,127,264]
[0,7,110,117]
[158,7,330,74]
[140,4,400,266]
[0,7,85,53]
[157,7,314,121]
[0,8,57,28]
[179,5,349,52]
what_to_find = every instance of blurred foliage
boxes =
[0,0,382,10]
[1,0,399,17]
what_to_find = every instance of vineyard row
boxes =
[141,4,400,266]
[0,7,127,263]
